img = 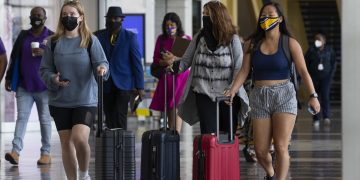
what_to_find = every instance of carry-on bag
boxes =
[193,96,240,180]
[95,76,136,180]
[140,71,180,180]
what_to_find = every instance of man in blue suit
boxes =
[95,6,144,129]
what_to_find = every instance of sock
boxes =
[79,170,89,178]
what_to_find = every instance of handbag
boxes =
[150,62,164,79]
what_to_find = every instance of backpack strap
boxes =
[281,34,302,109]
[281,35,292,66]
[281,35,298,89]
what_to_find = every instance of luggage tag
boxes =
[318,63,324,71]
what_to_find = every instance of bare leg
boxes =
[58,130,77,180]
[272,113,296,180]
[168,108,182,133]
[253,118,275,177]
[71,124,91,172]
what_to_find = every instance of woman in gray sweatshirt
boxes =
[40,1,109,180]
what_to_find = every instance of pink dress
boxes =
[149,35,191,111]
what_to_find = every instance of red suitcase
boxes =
[193,97,240,180]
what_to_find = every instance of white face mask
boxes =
[314,40,323,48]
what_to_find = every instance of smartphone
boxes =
[307,106,317,115]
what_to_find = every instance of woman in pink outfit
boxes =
[149,12,191,133]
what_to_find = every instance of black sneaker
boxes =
[264,175,276,180]
[242,147,257,163]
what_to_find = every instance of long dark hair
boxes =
[247,2,293,53]
[161,12,185,38]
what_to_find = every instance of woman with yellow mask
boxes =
[225,2,320,180]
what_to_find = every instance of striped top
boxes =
[176,33,250,126]
[191,39,233,99]
[178,34,243,101]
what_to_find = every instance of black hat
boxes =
[105,6,125,17]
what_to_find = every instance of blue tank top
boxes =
[251,39,290,80]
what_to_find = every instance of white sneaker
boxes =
[324,118,331,125]
[80,175,91,180]
[313,120,320,127]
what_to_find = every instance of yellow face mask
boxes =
[259,17,279,31]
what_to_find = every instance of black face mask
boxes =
[202,16,213,33]
[202,16,218,51]
[106,20,122,32]
[61,16,78,31]
[30,17,44,29]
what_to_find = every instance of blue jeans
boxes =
[12,87,52,155]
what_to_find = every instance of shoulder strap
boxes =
[51,39,56,53]
[281,35,292,66]
[87,38,93,59]
[281,34,302,109]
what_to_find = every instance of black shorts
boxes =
[49,105,96,131]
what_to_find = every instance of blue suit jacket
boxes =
[95,28,144,92]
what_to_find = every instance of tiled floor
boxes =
[0,108,341,180]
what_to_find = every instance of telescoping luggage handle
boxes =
[163,69,177,133]
[96,76,104,138]
[216,96,234,142]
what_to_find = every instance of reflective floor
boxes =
[0,107,341,180]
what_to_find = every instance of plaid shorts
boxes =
[249,81,297,119]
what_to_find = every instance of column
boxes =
[342,0,360,179]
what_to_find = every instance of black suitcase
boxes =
[140,72,180,180]
[95,76,136,180]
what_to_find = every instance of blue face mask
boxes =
[166,27,177,36]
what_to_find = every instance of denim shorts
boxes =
[49,106,96,131]
[249,81,297,119]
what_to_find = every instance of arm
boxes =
[129,33,144,90]
[39,39,60,91]
[230,35,243,86]
[164,32,201,73]
[153,36,169,66]
[90,36,109,79]
[0,53,7,82]
[225,40,252,100]
[289,37,320,112]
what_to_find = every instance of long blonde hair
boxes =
[52,1,91,48]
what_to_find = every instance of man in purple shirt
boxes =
[0,37,7,82]
[4,7,53,165]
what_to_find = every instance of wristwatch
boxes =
[309,92,318,98]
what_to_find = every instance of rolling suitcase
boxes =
[140,71,180,180]
[95,76,136,180]
[193,96,240,180]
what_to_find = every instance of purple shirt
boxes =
[0,38,6,55]
[20,27,51,92]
